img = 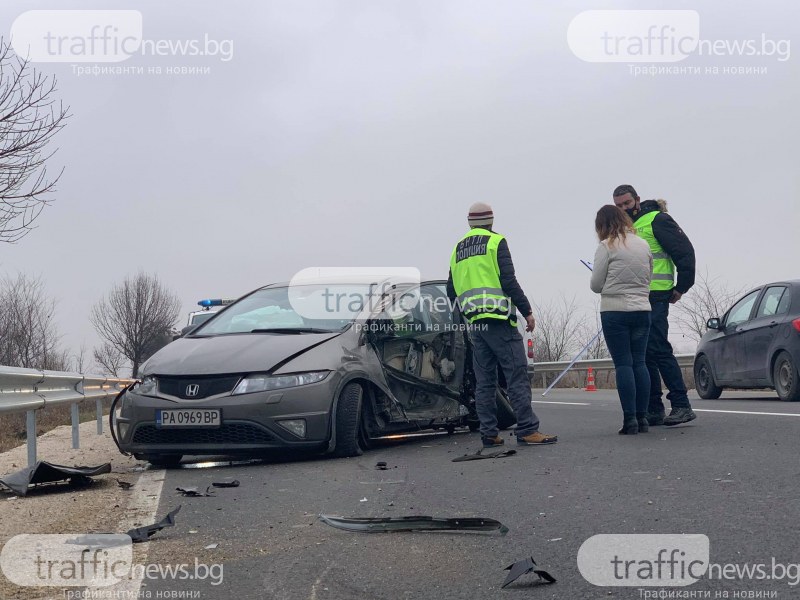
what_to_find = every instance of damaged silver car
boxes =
[111,279,516,466]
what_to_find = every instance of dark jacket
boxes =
[446,228,533,318]
[636,199,696,300]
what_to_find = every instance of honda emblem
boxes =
[185,384,200,397]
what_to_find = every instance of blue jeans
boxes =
[647,300,691,411]
[469,320,539,438]
[601,311,651,419]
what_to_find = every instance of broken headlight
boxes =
[231,371,329,395]
[136,376,158,396]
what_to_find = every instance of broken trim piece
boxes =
[502,556,557,588]
[126,505,182,543]
[452,449,516,462]
[176,486,215,497]
[0,462,112,496]
[319,514,508,535]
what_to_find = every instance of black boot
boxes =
[618,416,639,435]
[636,412,649,433]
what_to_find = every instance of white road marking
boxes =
[310,564,332,600]
[533,401,592,406]
[88,467,167,596]
[693,408,800,417]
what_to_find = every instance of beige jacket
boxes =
[590,234,653,312]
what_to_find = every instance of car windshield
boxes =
[192,284,374,335]
[190,312,217,326]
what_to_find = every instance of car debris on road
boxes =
[126,505,182,543]
[318,514,509,535]
[502,556,556,588]
[451,448,517,462]
[176,486,215,497]
[211,479,240,488]
[0,461,111,496]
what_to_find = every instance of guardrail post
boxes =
[96,399,103,434]
[542,372,547,388]
[71,403,80,449]
[26,410,37,467]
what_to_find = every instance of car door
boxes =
[739,286,792,383]
[711,289,761,383]
[369,282,466,418]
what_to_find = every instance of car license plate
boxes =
[156,409,221,428]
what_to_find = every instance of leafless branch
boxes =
[0,38,70,243]
[90,272,181,377]
[673,269,749,342]
[531,294,584,362]
[0,272,67,369]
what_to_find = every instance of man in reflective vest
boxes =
[447,202,557,447]
[613,185,697,426]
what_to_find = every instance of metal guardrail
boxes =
[0,365,135,467]
[528,354,695,387]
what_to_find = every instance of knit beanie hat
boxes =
[468,202,494,228]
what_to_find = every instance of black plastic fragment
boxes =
[452,449,516,462]
[176,486,215,497]
[126,505,182,543]
[502,556,557,588]
[0,462,111,496]
[319,514,508,535]
[211,479,240,488]
[375,462,388,470]
[116,479,134,490]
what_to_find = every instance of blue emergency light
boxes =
[197,298,236,307]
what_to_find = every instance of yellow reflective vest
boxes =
[633,211,675,291]
[449,228,517,325]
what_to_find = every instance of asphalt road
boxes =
[139,389,800,600]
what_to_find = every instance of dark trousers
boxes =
[469,320,539,438]
[601,311,651,418]
[646,300,691,412]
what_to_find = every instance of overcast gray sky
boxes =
[1,0,798,365]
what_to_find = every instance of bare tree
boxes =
[577,302,610,360]
[673,269,748,342]
[531,295,584,362]
[90,272,181,377]
[69,342,88,373]
[93,342,127,377]
[0,39,70,242]
[0,272,67,369]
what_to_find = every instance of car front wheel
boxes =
[332,382,364,457]
[773,351,800,402]
[694,355,722,399]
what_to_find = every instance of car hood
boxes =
[143,332,342,376]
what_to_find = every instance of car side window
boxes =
[776,288,792,315]
[755,286,787,318]
[417,284,454,330]
[724,290,760,328]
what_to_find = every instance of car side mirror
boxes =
[706,318,721,330]
[178,324,197,338]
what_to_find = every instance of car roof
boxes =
[745,280,800,292]
[259,278,445,290]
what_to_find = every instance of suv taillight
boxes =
[793,318,800,333]
[527,337,534,359]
